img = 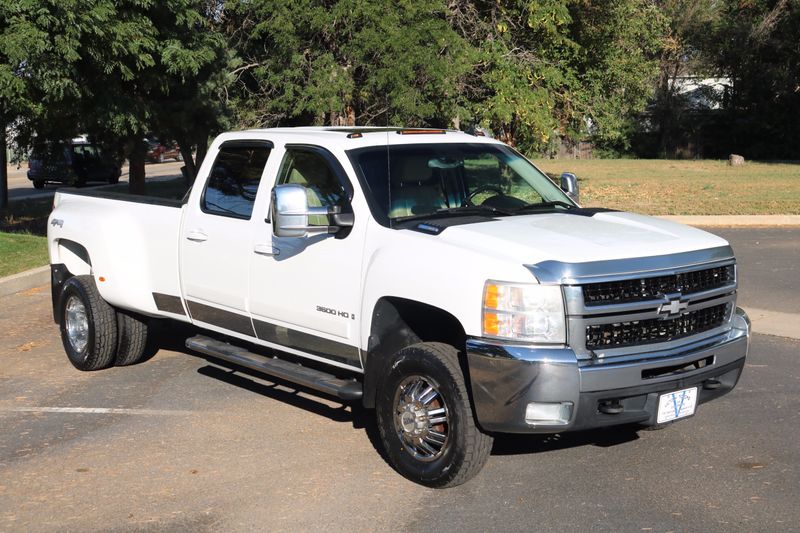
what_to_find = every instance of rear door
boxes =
[179,140,273,338]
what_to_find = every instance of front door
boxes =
[180,140,272,337]
[248,145,366,369]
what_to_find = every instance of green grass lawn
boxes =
[532,159,800,215]
[0,232,49,278]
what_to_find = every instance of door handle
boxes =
[254,244,280,256]
[186,230,208,242]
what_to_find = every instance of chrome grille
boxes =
[582,265,735,306]
[585,303,731,350]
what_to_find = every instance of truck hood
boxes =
[434,211,730,266]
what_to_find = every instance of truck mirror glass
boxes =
[559,172,580,204]
[272,184,310,238]
[271,184,352,238]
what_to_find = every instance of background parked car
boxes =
[145,138,183,163]
[27,138,122,189]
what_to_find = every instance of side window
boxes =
[277,149,348,225]
[202,144,271,219]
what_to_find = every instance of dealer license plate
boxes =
[656,387,698,424]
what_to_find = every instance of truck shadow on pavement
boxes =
[147,321,641,464]
[490,426,640,456]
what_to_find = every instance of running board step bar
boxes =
[185,335,362,401]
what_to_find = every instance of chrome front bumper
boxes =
[466,307,750,433]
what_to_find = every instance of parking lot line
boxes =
[0,406,194,416]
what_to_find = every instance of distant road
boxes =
[4,161,184,201]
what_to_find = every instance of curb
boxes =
[0,265,50,298]
[658,215,800,227]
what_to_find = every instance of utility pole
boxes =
[0,124,8,210]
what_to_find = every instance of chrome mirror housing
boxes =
[271,184,352,238]
[560,172,580,204]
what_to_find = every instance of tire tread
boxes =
[377,341,493,488]
[114,310,149,366]
[423,342,493,487]
[61,275,118,370]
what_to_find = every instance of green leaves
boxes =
[1,0,729,162]
[2,0,231,154]
[228,0,472,127]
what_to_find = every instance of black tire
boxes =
[33,180,45,189]
[114,309,150,366]
[376,342,493,488]
[108,174,119,184]
[58,275,118,371]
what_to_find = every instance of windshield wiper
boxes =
[396,204,513,223]
[514,201,576,214]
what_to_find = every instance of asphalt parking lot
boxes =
[0,228,798,532]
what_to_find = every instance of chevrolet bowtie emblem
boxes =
[659,299,688,316]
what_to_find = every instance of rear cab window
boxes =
[202,141,272,219]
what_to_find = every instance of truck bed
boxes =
[49,188,188,319]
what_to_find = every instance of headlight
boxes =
[482,281,566,343]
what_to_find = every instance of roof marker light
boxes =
[397,129,446,135]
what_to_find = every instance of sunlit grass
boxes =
[532,159,800,215]
[0,232,49,277]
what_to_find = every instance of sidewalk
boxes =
[0,267,50,298]
[659,215,800,226]
[742,307,800,340]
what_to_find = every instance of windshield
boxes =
[348,142,574,223]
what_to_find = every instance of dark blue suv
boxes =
[27,140,122,189]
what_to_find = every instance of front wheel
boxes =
[32,180,45,189]
[376,342,493,488]
[58,276,118,371]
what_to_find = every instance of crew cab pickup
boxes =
[47,127,750,487]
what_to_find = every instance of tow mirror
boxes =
[560,172,580,204]
[271,184,353,238]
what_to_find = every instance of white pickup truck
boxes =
[47,127,750,487]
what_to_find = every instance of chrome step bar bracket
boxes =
[185,335,363,401]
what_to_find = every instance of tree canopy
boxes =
[2,0,799,203]
[1,0,230,196]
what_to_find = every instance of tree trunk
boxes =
[178,138,196,186]
[128,138,147,195]
[0,124,8,210]
[194,134,208,173]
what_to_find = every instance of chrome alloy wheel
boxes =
[393,375,450,462]
[65,296,89,355]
